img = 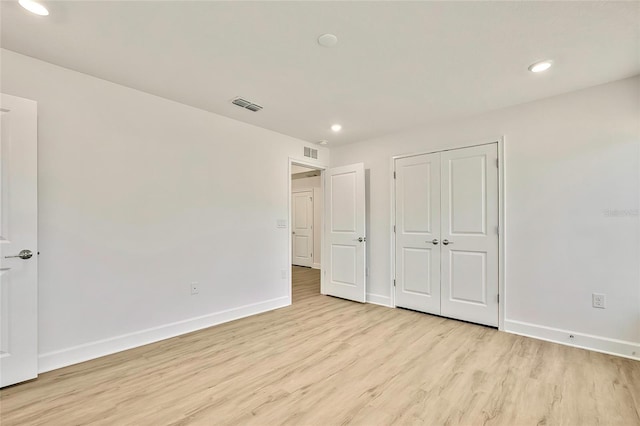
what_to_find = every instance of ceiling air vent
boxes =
[304,147,318,159]
[231,97,263,112]
[245,103,263,112]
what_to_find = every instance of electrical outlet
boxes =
[191,282,199,295]
[592,293,605,309]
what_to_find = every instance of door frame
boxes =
[288,158,326,303]
[389,137,506,330]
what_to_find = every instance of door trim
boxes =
[390,137,506,330]
[288,158,326,304]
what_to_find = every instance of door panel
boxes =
[0,94,38,387]
[331,245,357,285]
[449,251,487,304]
[401,248,433,295]
[449,156,486,234]
[293,235,310,257]
[395,154,441,314]
[324,163,365,302]
[330,174,356,232]
[441,144,498,326]
[292,191,313,267]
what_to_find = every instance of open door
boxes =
[0,94,38,387]
[324,163,366,302]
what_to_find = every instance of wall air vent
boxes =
[304,147,318,159]
[231,97,263,112]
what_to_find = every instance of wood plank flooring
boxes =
[1,266,639,425]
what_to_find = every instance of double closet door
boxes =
[394,143,499,327]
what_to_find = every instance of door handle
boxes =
[356,237,366,243]
[4,249,33,260]
[428,239,439,245]
[442,239,453,245]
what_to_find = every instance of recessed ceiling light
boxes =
[528,60,553,73]
[18,0,49,16]
[331,124,342,132]
[318,34,338,48]
[318,140,328,145]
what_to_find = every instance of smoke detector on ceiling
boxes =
[231,97,263,112]
[318,34,338,48]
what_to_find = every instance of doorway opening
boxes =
[289,161,324,304]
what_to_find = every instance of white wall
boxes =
[1,49,328,372]
[292,175,322,268]
[330,76,640,359]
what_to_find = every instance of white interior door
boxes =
[292,190,313,267]
[395,153,441,314]
[0,94,38,387]
[324,163,366,303]
[440,144,499,326]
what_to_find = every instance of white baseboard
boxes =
[38,296,291,374]
[366,293,392,307]
[504,319,639,361]
[312,263,321,270]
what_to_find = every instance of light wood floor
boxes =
[1,266,639,425]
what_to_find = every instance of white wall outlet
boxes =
[592,293,605,309]
[281,269,288,279]
[191,282,199,295]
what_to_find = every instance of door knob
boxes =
[442,239,453,245]
[356,237,366,243]
[4,249,33,260]
[428,239,439,245]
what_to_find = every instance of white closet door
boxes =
[292,190,313,267]
[395,154,441,314]
[440,144,499,327]
[324,163,366,303]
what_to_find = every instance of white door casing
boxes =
[395,153,441,314]
[292,190,313,267]
[0,94,38,387]
[324,163,366,303]
[440,144,499,326]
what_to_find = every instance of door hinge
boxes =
[393,225,396,233]
[496,226,499,235]
[393,171,396,179]
[393,279,396,287]
[497,294,500,303]
[496,158,499,168]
